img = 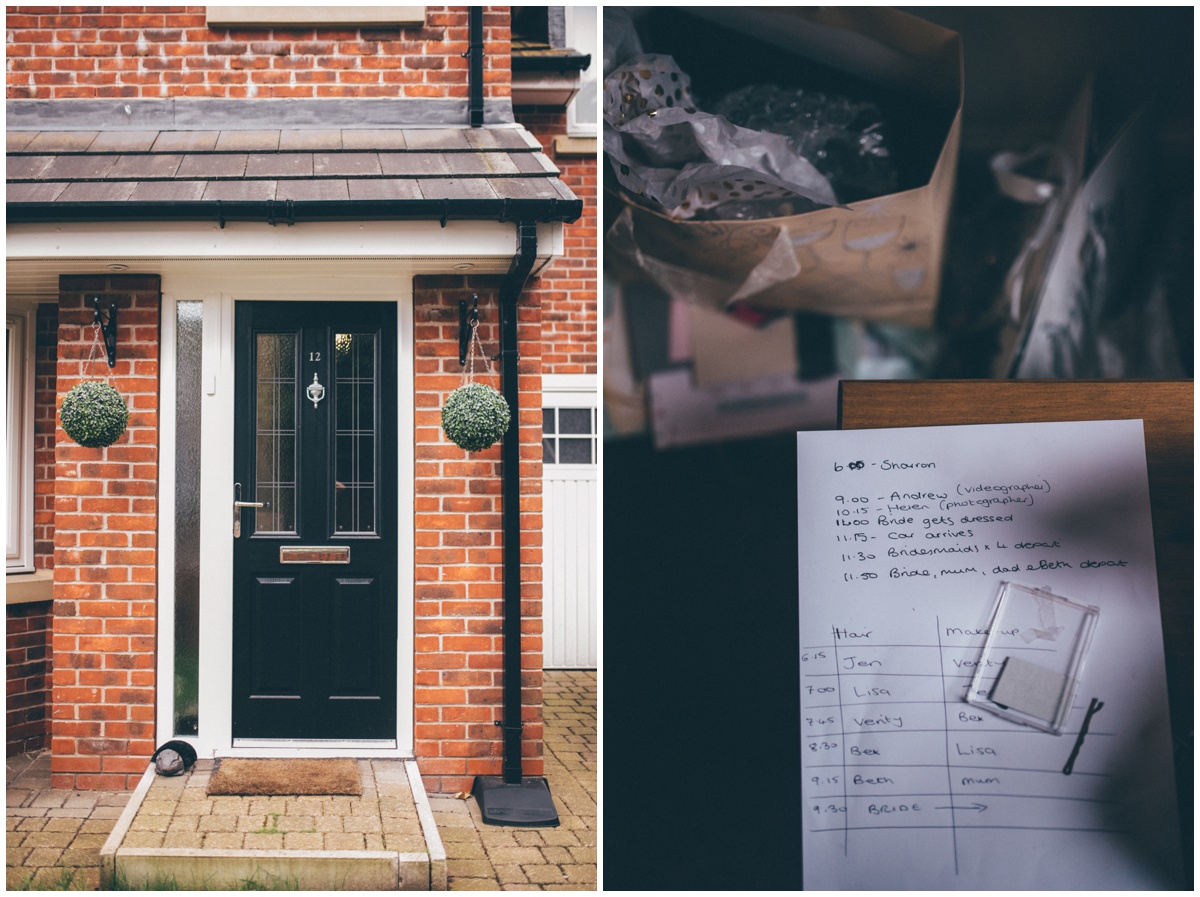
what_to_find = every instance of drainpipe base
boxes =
[471,776,559,827]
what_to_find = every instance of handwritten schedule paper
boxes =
[795,420,1183,890]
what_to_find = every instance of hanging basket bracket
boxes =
[91,296,118,368]
[458,294,479,366]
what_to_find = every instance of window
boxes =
[564,7,598,138]
[542,375,598,468]
[333,332,379,535]
[7,312,35,573]
[542,406,597,466]
[544,374,600,470]
[511,6,596,130]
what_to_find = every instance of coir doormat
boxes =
[206,758,363,796]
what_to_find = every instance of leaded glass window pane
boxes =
[254,333,298,534]
[334,333,378,534]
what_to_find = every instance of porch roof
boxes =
[6,100,582,227]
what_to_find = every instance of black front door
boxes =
[232,301,397,740]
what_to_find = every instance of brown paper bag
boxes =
[606,8,963,328]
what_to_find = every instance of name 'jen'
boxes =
[842,655,882,670]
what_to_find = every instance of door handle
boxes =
[233,483,265,538]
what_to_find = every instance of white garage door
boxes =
[541,375,598,669]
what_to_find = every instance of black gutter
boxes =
[471,220,559,826]
[5,197,582,227]
[468,7,485,128]
[511,51,592,74]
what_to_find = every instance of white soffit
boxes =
[512,71,583,108]
[6,219,564,299]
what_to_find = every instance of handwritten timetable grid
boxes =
[801,619,1119,854]
[796,420,1182,890]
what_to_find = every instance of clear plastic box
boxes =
[966,581,1100,735]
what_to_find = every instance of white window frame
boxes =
[541,374,599,480]
[564,7,598,138]
[7,311,35,573]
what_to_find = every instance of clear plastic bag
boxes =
[603,44,898,221]
[712,85,898,208]
[603,54,838,220]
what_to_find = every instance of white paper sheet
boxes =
[795,419,1183,889]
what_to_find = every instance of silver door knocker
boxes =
[306,372,325,409]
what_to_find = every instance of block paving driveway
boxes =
[7,669,597,890]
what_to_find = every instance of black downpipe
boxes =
[472,220,559,825]
[498,220,537,784]
[468,7,485,128]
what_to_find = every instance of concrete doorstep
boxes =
[98,759,446,891]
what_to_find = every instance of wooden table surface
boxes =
[839,378,1193,878]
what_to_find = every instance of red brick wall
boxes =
[411,276,544,794]
[517,110,598,376]
[6,6,512,100]
[7,602,54,756]
[50,275,160,791]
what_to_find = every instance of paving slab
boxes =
[443,670,599,891]
[6,750,129,891]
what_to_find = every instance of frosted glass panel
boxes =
[174,301,202,736]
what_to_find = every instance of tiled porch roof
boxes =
[6,102,581,225]
[511,38,592,72]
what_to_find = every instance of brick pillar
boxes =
[51,275,160,791]
[411,275,545,795]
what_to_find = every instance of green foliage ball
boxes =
[60,380,129,448]
[441,382,511,452]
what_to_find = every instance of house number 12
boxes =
[309,351,321,361]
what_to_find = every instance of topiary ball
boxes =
[60,380,130,448]
[441,382,511,452]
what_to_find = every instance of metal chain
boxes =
[461,318,495,386]
[85,321,106,379]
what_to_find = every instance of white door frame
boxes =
[160,266,416,757]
